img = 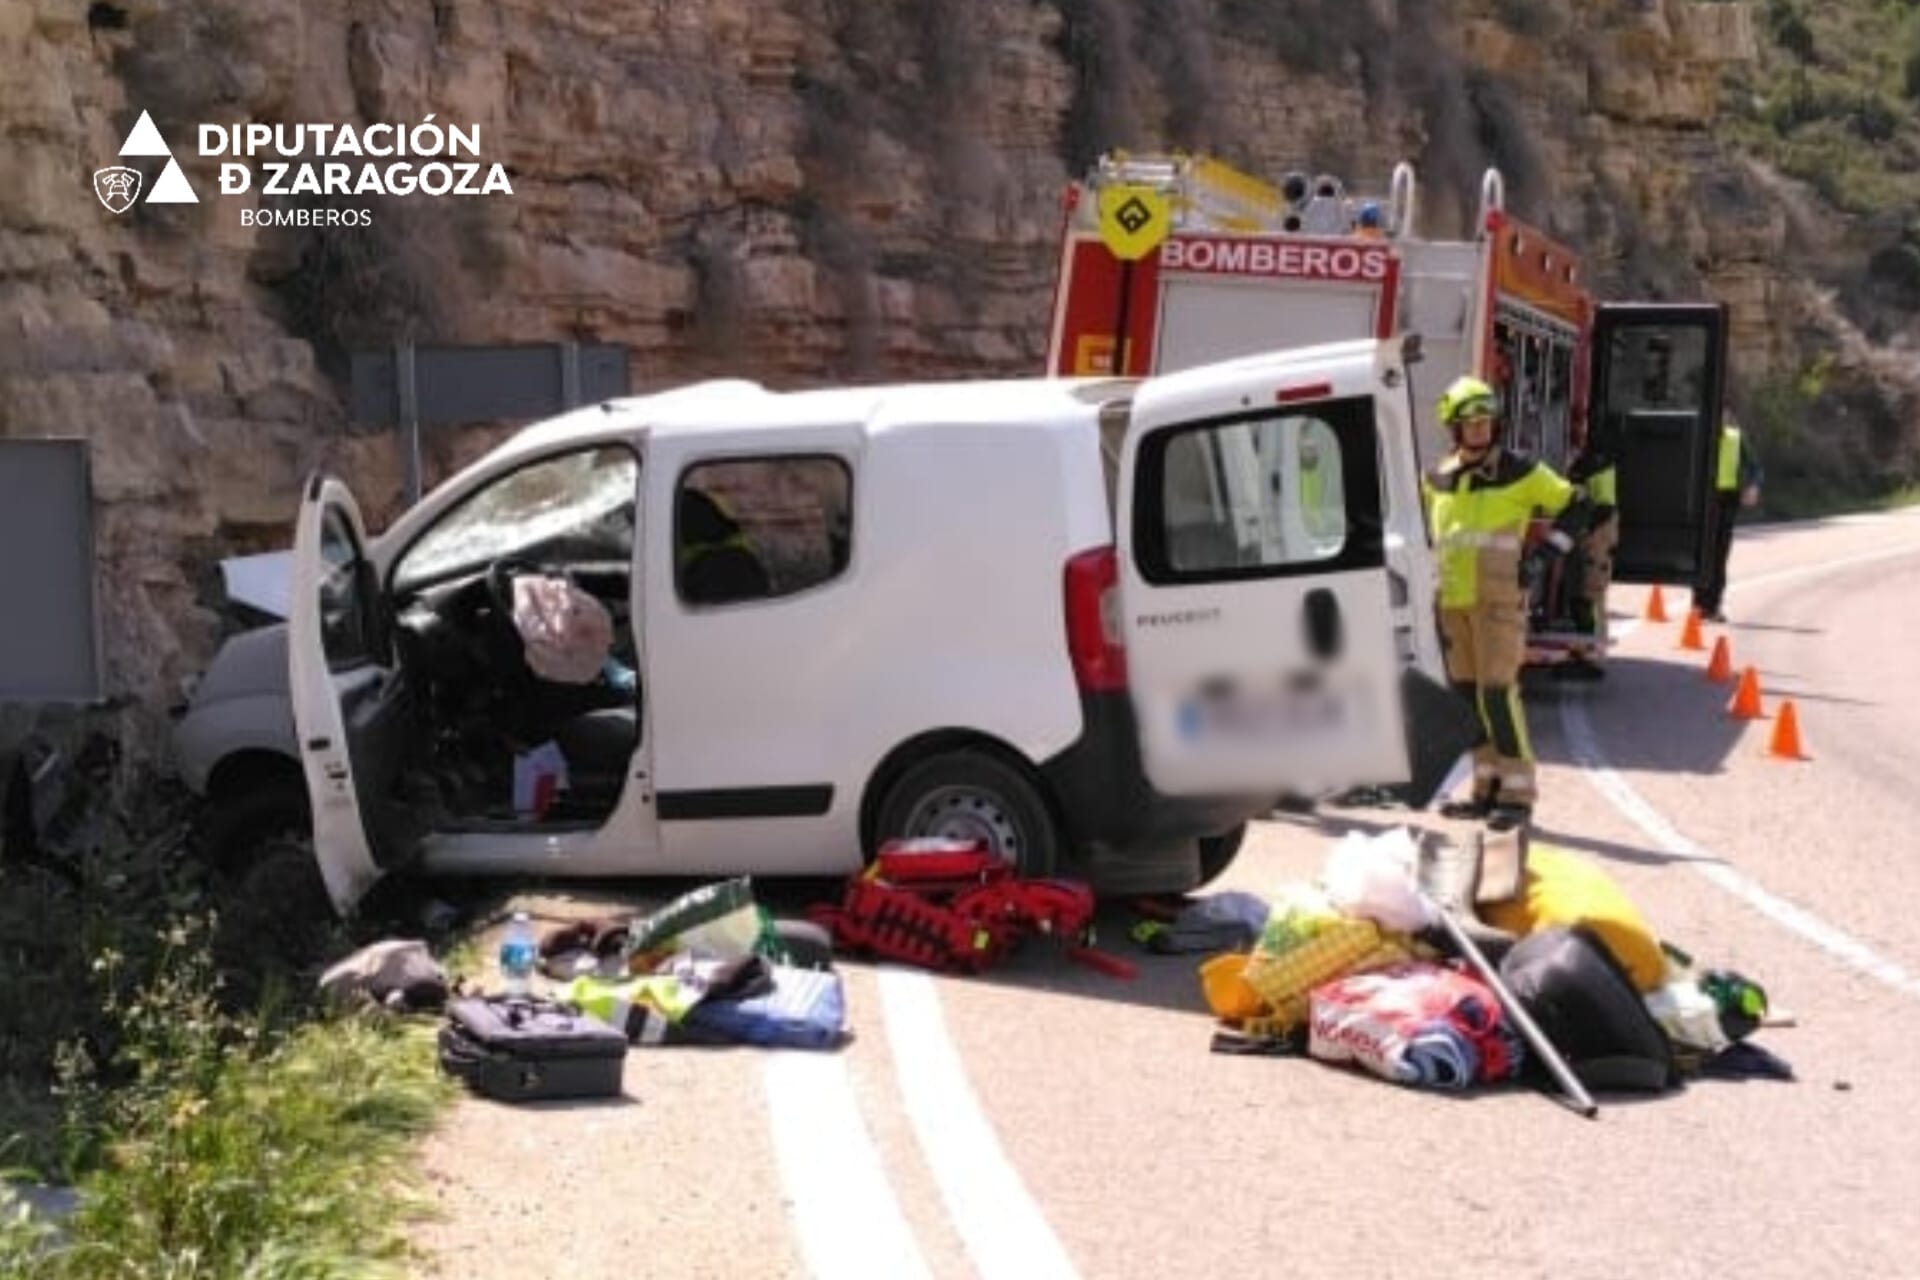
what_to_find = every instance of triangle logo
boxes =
[147,157,199,204]
[118,110,172,158]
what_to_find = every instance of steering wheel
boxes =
[486,556,554,614]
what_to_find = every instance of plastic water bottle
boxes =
[499,912,537,997]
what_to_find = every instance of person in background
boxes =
[1424,376,1591,829]
[1298,437,1338,543]
[1563,437,1619,679]
[1354,201,1388,239]
[1694,412,1764,622]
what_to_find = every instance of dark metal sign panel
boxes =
[349,343,632,427]
[0,440,102,702]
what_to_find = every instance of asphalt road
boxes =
[416,506,1920,1280]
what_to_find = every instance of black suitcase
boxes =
[438,996,629,1102]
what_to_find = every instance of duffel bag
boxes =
[1481,844,1665,991]
[438,996,629,1102]
[1498,926,1677,1093]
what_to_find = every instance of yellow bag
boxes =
[1480,844,1665,992]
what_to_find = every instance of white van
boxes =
[173,338,1457,914]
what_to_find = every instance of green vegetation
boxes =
[0,926,452,1277]
[1724,0,1920,219]
[1,773,461,1275]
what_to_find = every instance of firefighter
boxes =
[1694,413,1763,622]
[1298,437,1336,542]
[1424,376,1591,827]
[1564,439,1619,679]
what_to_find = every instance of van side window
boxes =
[319,507,378,669]
[675,456,852,606]
[1134,396,1384,584]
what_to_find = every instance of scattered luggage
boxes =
[1481,844,1667,991]
[318,939,449,1013]
[1498,926,1677,1093]
[1309,960,1524,1090]
[437,995,630,1102]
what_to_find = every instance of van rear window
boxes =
[1131,395,1385,585]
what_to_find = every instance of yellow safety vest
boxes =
[1585,464,1617,507]
[1716,426,1742,492]
[1423,451,1575,610]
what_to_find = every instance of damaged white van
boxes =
[173,338,1464,915]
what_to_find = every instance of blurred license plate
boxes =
[1177,685,1347,743]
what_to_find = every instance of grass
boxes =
[0,1017,453,1278]
[0,917,457,1278]
[1,767,466,1277]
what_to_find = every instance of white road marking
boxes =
[765,1052,934,1280]
[877,967,1081,1280]
[1557,696,1920,999]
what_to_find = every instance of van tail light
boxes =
[1064,546,1128,693]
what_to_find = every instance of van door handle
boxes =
[1303,588,1344,661]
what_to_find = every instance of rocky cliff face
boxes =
[0,0,1908,723]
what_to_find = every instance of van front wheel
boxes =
[874,750,1060,878]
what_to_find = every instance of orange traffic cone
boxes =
[1728,665,1766,720]
[1767,699,1809,760]
[1705,635,1734,683]
[1645,585,1669,623]
[1678,608,1705,651]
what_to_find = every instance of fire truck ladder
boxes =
[1395,167,1509,468]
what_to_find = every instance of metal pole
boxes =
[1425,895,1599,1119]
[561,341,582,409]
[1110,260,1135,375]
[396,339,422,505]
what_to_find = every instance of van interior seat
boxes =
[554,707,638,786]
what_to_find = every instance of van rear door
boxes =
[1586,303,1729,583]
[1114,341,1413,798]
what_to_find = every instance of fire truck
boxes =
[1045,152,1729,675]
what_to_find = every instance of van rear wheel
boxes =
[875,750,1060,878]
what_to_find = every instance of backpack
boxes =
[1498,926,1677,1093]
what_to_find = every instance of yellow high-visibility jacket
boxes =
[1423,449,1576,610]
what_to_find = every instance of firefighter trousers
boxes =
[1580,517,1619,648]
[1438,601,1536,807]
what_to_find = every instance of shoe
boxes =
[1486,804,1533,833]
[1439,796,1496,821]
[1703,608,1727,623]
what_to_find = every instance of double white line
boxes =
[765,968,1080,1280]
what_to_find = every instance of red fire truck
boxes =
[1045,152,1728,673]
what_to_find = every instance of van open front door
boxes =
[1587,303,1729,584]
[1115,342,1413,800]
[289,475,421,915]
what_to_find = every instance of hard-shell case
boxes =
[438,996,629,1102]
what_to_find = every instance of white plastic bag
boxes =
[1645,977,1731,1053]
[512,740,570,816]
[1321,826,1433,933]
[512,573,614,684]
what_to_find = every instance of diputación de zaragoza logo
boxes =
[95,110,513,227]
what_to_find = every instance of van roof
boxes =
[492,374,1142,461]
